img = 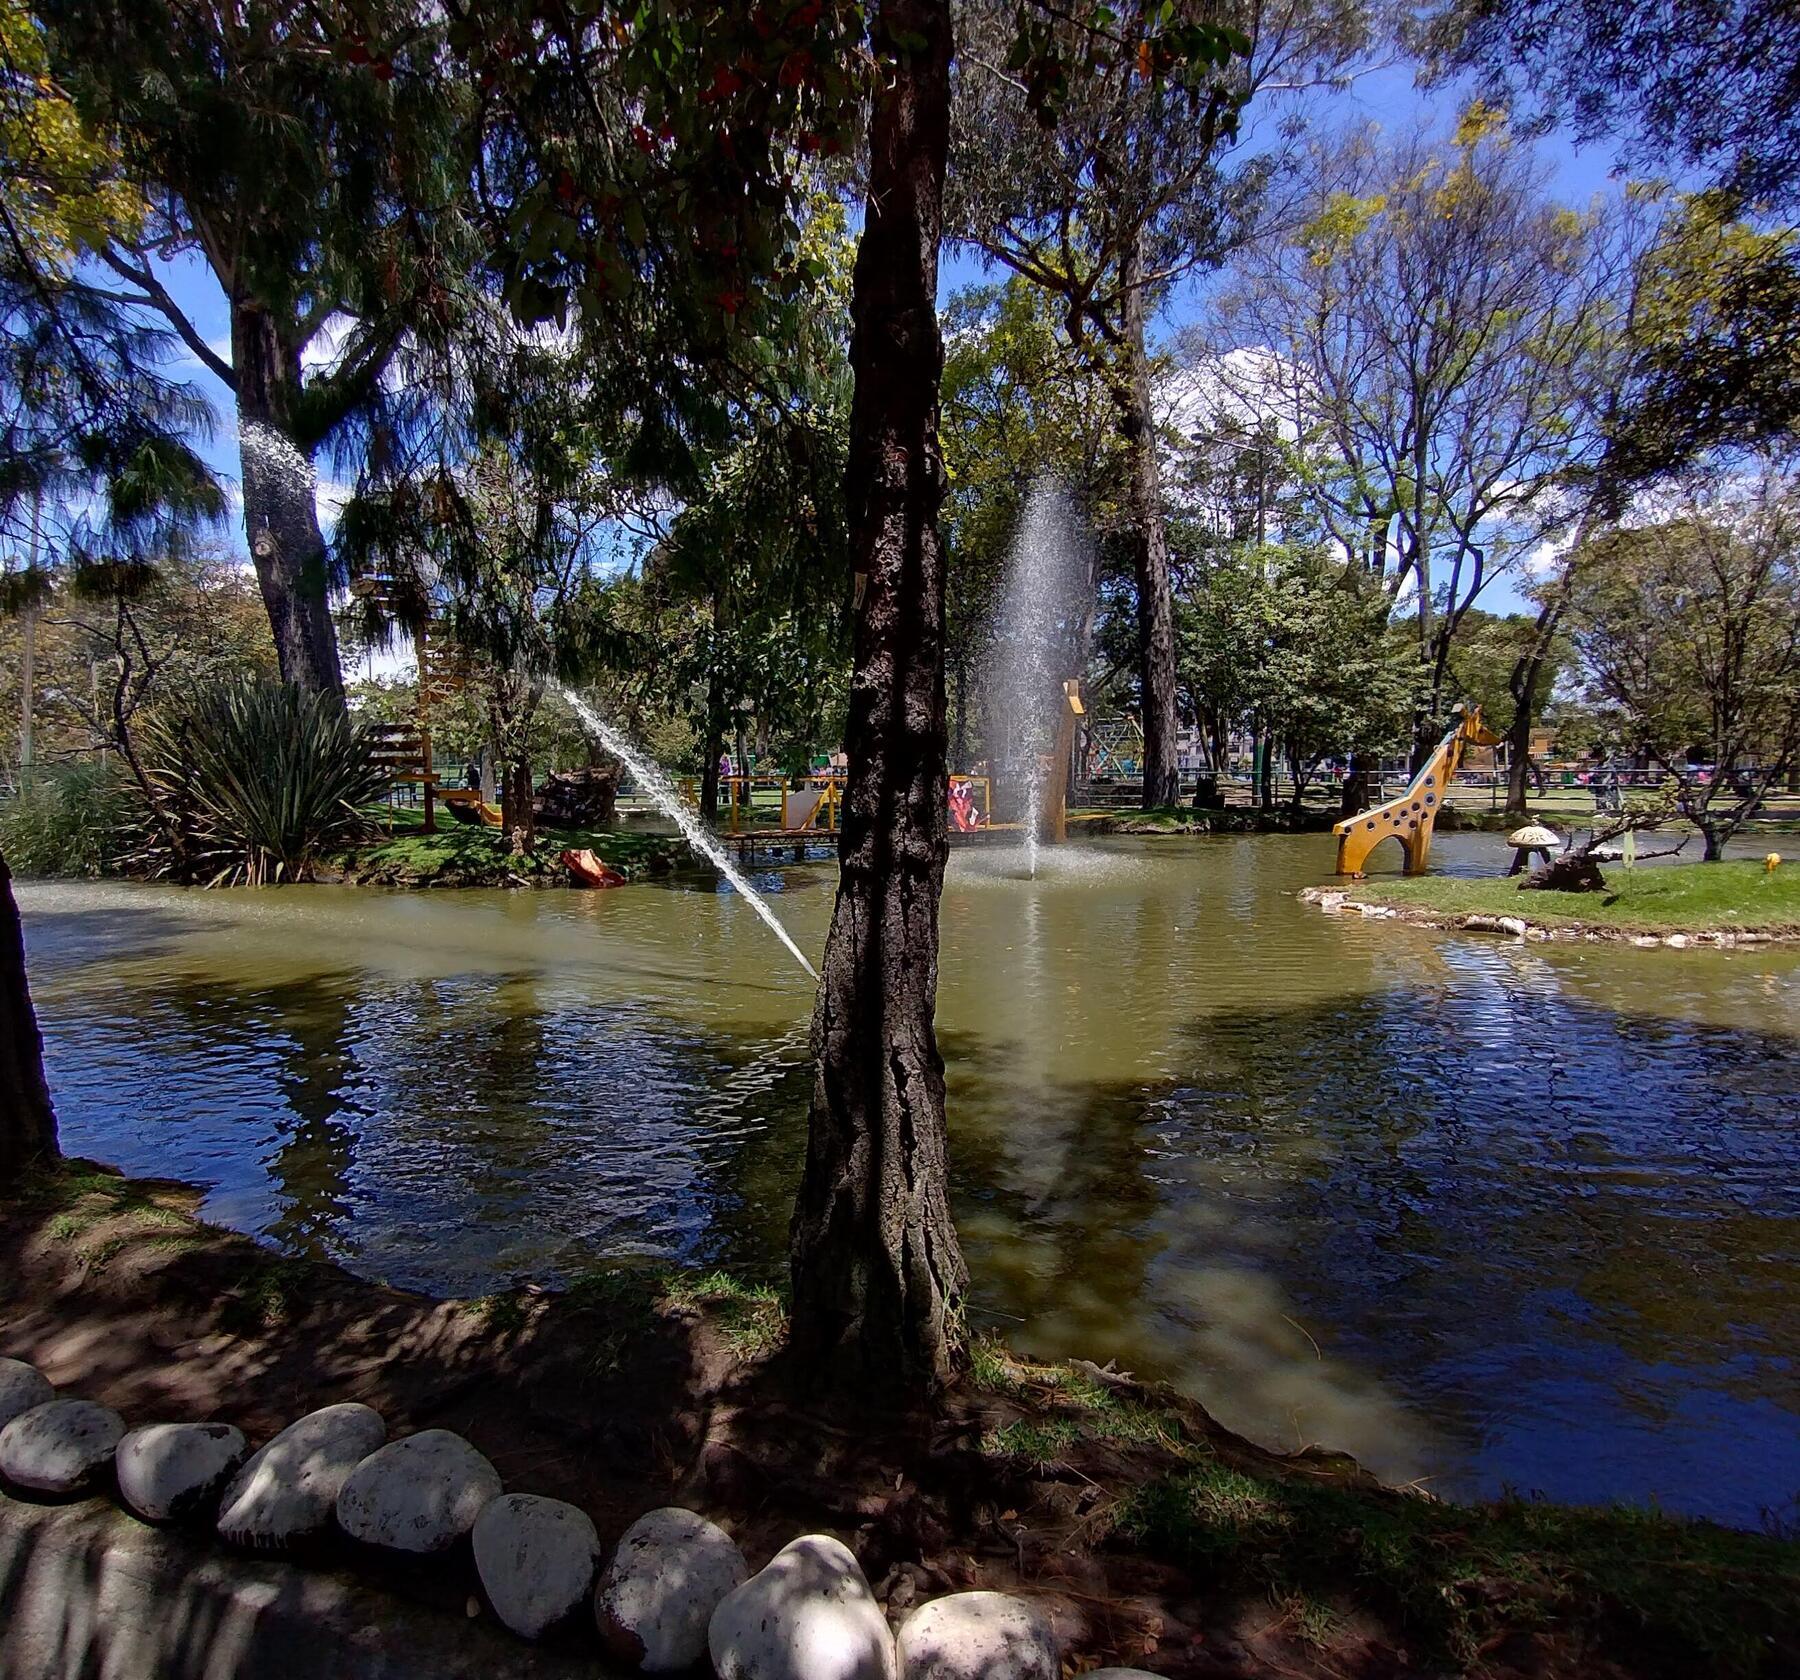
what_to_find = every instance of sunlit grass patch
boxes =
[661,1268,787,1359]
[1348,858,1800,935]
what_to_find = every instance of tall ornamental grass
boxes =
[139,680,388,885]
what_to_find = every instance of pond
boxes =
[16,830,1799,1530]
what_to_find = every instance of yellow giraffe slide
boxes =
[1334,707,1502,876]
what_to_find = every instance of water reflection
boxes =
[17,830,1799,1527]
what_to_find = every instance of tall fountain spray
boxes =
[552,684,819,981]
[990,481,1093,877]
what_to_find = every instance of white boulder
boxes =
[709,1533,896,1680]
[215,1401,385,1550]
[116,1421,249,1523]
[335,1427,501,1554]
[474,1492,601,1641]
[0,1358,53,1431]
[596,1506,748,1671]
[0,1398,125,1495]
[896,1591,1058,1680]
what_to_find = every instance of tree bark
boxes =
[502,758,535,851]
[789,0,968,1402]
[231,300,343,697]
[1118,231,1181,812]
[0,846,58,1184]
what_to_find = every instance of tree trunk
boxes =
[1503,713,1533,818]
[231,300,343,698]
[700,676,726,826]
[502,757,535,851]
[0,847,58,1184]
[19,602,35,778]
[789,0,968,1402]
[1118,232,1181,812]
[951,647,968,770]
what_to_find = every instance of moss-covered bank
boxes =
[5,1159,1795,1678]
[332,813,690,889]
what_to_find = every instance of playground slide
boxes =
[440,788,503,827]
[562,848,627,888]
[1333,708,1501,875]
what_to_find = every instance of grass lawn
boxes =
[1348,858,1800,935]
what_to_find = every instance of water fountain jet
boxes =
[990,482,1093,877]
[551,683,819,981]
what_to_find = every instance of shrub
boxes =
[0,764,137,878]
[136,680,388,885]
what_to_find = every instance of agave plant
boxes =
[138,681,388,886]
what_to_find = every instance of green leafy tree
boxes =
[948,0,1366,808]
[436,0,1247,1397]
[1568,459,1800,859]
[339,310,637,849]
[1443,604,1570,797]
[939,278,1119,766]
[647,202,854,820]
[1,1,223,1176]
[40,0,474,695]
[1599,193,1800,492]
[1178,545,1415,812]
[1415,0,1800,214]
[1217,108,1629,771]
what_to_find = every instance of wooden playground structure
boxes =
[353,576,478,833]
[675,771,998,850]
[1333,706,1503,875]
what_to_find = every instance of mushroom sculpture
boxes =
[1506,824,1561,877]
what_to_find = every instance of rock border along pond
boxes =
[0,1353,1143,1680]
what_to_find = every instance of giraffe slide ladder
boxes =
[1333,707,1502,876]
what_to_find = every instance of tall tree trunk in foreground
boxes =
[0,848,58,1182]
[789,0,968,1399]
[502,758,536,851]
[1117,232,1182,811]
[231,301,343,697]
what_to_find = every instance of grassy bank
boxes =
[335,806,690,887]
[1341,858,1799,937]
[6,1158,1796,1678]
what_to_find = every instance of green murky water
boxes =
[16,831,1800,1527]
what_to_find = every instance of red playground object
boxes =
[562,848,627,888]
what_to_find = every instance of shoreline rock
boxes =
[216,1402,386,1551]
[710,1533,896,1680]
[0,1398,125,1495]
[596,1506,748,1671]
[335,1428,502,1556]
[116,1421,248,1524]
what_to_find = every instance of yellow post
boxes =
[1047,679,1085,845]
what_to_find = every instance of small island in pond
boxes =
[1307,858,1800,944]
